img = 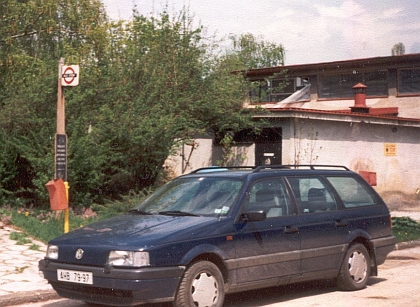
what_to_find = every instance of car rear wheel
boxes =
[174,261,224,307]
[337,243,371,291]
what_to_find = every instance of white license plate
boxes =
[57,269,93,285]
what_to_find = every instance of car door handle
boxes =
[284,226,299,234]
[335,220,349,227]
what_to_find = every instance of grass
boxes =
[4,192,149,243]
[9,231,32,245]
[29,244,41,251]
[15,266,29,273]
[8,229,41,250]
[10,208,100,243]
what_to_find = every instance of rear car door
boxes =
[286,176,348,277]
[233,177,301,286]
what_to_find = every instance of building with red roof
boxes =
[167,54,420,208]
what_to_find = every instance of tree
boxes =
[89,10,254,193]
[225,33,285,70]
[392,42,405,56]
[0,0,109,206]
[221,33,287,103]
[0,5,283,208]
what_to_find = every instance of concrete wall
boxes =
[163,137,214,176]
[165,137,255,176]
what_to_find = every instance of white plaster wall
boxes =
[164,137,213,177]
[164,137,255,177]
[211,144,256,166]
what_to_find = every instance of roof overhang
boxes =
[253,108,420,128]
[242,53,420,79]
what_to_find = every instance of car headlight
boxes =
[108,251,150,267]
[46,245,59,259]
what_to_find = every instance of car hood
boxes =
[49,213,226,247]
[47,213,234,266]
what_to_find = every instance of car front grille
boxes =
[51,281,133,305]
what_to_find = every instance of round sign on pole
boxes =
[61,65,79,86]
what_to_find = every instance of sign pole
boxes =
[57,58,65,135]
[56,58,70,233]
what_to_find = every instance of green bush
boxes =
[392,216,420,242]
[92,189,152,220]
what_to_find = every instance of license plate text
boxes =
[57,269,93,285]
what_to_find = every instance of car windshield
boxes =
[133,177,244,217]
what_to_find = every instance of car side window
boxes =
[287,177,338,214]
[327,176,378,208]
[245,178,292,218]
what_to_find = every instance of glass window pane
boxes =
[286,177,337,213]
[319,73,361,99]
[364,70,388,96]
[327,176,377,208]
[136,177,244,216]
[398,68,420,94]
[245,178,292,217]
[319,70,388,98]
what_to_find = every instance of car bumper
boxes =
[39,259,185,306]
[372,235,397,265]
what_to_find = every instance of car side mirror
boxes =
[240,210,266,222]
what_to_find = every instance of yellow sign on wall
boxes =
[384,143,397,156]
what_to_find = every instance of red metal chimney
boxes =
[350,83,370,113]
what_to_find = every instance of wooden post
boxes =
[57,58,65,135]
[56,58,70,233]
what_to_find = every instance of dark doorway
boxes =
[255,128,282,166]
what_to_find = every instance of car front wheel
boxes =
[337,243,371,291]
[174,260,224,307]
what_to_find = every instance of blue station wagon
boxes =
[39,165,396,307]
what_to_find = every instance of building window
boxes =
[398,68,420,94]
[319,73,357,99]
[364,70,388,96]
[249,77,309,102]
[318,70,388,99]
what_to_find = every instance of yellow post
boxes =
[64,181,70,233]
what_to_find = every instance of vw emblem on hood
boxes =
[75,248,84,259]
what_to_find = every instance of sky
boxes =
[101,0,420,65]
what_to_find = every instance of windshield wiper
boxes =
[158,210,198,217]
[128,209,153,215]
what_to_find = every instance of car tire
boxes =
[174,260,225,307]
[337,243,371,291]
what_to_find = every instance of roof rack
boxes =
[190,165,350,174]
[190,166,256,174]
[252,165,350,173]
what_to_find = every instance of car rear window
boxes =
[326,176,378,208]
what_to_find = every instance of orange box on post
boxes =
[45,178,68,210]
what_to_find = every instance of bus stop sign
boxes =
[61,65,79,86]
